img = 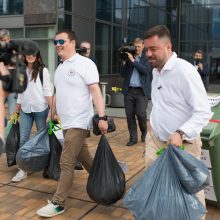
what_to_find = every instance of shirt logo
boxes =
[68,69,76,77]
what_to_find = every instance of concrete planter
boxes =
[107,91,124,108]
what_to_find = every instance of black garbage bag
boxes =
[124,145,208,220]
[93,114,116,136]
[5,121,20,166]
[87,135,125,206]
[16,124,50,172]
[45,132,62,180]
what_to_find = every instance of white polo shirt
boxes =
[150,52,212,141]
[54,53,99,130]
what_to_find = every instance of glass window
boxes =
[139,0,149,30]
[96,0,112,21]
[36,40,49,65]
[113,0,122,24]
[23,27,56,74]
[25,27,51,38]
[9,28,23,39]
[0,0,23,15]
[127,29,138,42]
[64,14,72,29]
[57,0,64,10]
[95,22,111,75]
[127,0,139,28]
[58,14,72,30]
[58,14,65,30]
[64,0,72,11]
[112,26,122,73]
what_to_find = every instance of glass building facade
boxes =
[0,0,220,85]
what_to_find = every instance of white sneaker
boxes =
[36,200,65,217]
[12,169,27,182]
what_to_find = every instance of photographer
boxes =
[120,37,151,146]
[193,50,209,91]
[0,29,17,118]
[80,41,97,65]
[0,62,10,154]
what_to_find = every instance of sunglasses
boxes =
[53,39,65,45]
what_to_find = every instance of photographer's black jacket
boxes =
[120,53,151,97]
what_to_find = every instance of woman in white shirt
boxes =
[12,50,52,182]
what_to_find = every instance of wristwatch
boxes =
[98,115,108,121]
[175,129,185,139]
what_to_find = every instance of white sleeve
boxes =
[16,93,22,104]
[180,70,213,139]
[42,67,52,96]
[82,59,99,85]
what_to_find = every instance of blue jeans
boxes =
[5,93,17,117]
[19,108,49,147]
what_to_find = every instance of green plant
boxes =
[111,87,122,92]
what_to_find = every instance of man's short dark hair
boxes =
[194,49,203,56]
[56,29,77,43]
[144,25,171,42]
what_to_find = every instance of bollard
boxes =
[100,82,110,108]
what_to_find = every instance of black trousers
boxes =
[124,87,148,141]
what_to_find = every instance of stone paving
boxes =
[0,117,219,219]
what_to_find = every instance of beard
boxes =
[148,57,165,70]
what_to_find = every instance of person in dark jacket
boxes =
[193,50,209,91]
[120,37,151,146]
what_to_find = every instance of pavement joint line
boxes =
[78,204,99,220]
[125,166,145,183]
[4,182,103,205]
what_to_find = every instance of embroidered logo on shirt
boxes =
[68,69,76,77]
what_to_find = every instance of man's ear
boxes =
[167,42,172,52]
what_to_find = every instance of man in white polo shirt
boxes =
[37,30,108,218]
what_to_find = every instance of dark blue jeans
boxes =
[19,108,49,146]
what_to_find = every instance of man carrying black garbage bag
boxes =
[36,30,108,218]
[143,25,213,220]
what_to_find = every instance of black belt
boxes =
[129,86,141,89]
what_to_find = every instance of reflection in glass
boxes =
[65,14,72,29]
[58,14,65,30]
[127,29,138,42]
[95,22,111,75]
[65,0,72,11]
[139,0,149,30]
[0,0,23,15]
[127,0,139,28]
[113,26,122,73]
[113,0,122,24]
[96,0,112,21]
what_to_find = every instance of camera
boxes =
[195,59,201,65]
[118,41,136,61]
[0,40,39,93]
[76,47,87,55]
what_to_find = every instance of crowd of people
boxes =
[0,25,212,220]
